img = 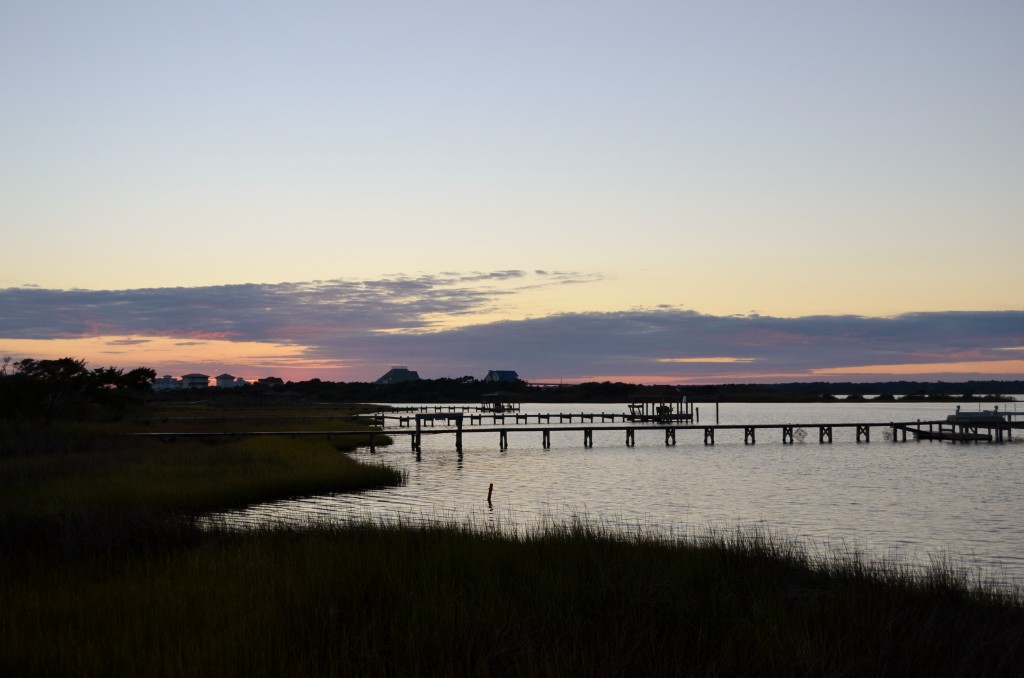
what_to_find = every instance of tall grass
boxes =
[2,518,1022,677]
[0,427,402,559]
[1,435,401,516]
[3,411,1022,676]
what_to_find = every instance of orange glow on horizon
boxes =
[0,335,345,381]
[812,360,1024,377]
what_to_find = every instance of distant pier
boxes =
[392,415,1018,457]
[132,414,1020,458]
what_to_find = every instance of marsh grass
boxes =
[0,423,401,560]
[3,514,1023,676]
[2,413,1023,676]
[124,400,383,434]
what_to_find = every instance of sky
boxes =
[1,1,1022,384]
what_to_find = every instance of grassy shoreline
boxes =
[2,410,1023,676]
[4,518,1023,676]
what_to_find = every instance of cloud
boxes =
[0,271,588,342]
[1,275,1022,382]
[658,357,757,364]
[361,309,1024,381]
[106,338,151,346]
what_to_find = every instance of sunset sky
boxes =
[2,2,1022,384]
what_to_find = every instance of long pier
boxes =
[134,418,1020,457]
[396,420,1018,454]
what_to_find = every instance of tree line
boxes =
[180,375,1022,404]
[0,357,155,422]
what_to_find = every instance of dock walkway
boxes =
[132,417,1020,456]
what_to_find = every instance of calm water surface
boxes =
[216,400,1024,584]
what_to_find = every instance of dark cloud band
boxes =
[1,274,1021,381]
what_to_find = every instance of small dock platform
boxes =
[898,426,992,443]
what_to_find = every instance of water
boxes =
[215,400,1024,585]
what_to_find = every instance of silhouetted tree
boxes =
[0,358,155,422]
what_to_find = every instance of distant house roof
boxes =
[215,373,234,379]
[180,373,210,389]
[483,370,519,383]
[375,366,420,385]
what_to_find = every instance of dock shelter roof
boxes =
[628,387,686,403]
[482,391,519,402]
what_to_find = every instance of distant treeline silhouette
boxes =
[165,376,1023,404]
[0,356,155,422]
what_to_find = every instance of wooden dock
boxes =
[131,417,1019,458]
[397,420,1017,454]
[377,412,666,426]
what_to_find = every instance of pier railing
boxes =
[131,418,1019,457]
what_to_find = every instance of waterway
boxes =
[214,400,1024,585]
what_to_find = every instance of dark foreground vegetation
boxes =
[2,358,1023,675]
[3,512,1023,677]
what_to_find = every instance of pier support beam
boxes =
[819,426,833,444]
[744,427,756,444]
[499,430,508,450]
[626,429,635,447]
[583,429,593,448]
[542,429,551,449]
[704,428,715,445]
[856,425,870,443]
[782,426,794,444]
[665,428,676,446]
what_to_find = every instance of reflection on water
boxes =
[213,401,1024,584]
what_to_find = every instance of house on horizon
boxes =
[215,373,247,388]
[375,366,420,385]
[180,373,210,389]
[152,375,181,391]
[483,370,519,383]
